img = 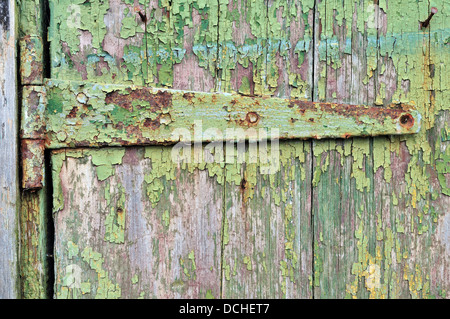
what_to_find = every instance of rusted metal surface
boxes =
[21,85,46,139]
[19,35,43,85]
[18,78,421,191]
[21,139,45,190]
[20,86,46,191]
[43,79,421,149]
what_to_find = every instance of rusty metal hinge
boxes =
[21,85,46,190]
[20,38,421,191]
[20,34,45,190]
[20,78,421,190]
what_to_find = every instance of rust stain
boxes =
[21,139,45,190]
[105,88,173,112]
[399,113,415,129]
[288,100,413,124]
[235,111,260,127]
[143,117,161,130]
[182,92,195,103]
[66,106,78,119]
[246,112,260,124]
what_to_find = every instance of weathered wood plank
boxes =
[219,0,314,298]
[216,0,268,94]
[52,147,224,298]
[48,0,224,299]
[222,141,313,298]
[0,0,19,299]
[44,0,449,300]
[20,188,50,299]
[17,0,51,299]
[48,0,218,88]
[369,0,450,299]
[171,1,217,92]
[313,0,450,298]
[312,0,378,298]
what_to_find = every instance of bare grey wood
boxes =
[53,147,224,298]
[0,0,19,299]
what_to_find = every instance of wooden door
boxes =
[16,0,449,299]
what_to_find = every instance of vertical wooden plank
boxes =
[427,0,450,296]
[222,142,313,298]
[217,0,268,95]
[265,0,314,99]
[48,0,223,299]
[0,0,19,299]
[219,0,314,298]
[312,0,382,298]
[48,0,218,88]
[171,1,217,91]
[17,0,51,299]
[367,0,450,299]
[372,0,450,298]
[313,0,450,298]
[53,147,224,298]
[20,187,50,299]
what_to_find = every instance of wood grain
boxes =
[53,147,223,298]
[312,0,450,298]
[53,147,224,298]
[0,0,19,299]
[218,0,315,298]
[44,0,450,299]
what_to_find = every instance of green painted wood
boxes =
[222,141,313,298]
[17,0,51,299]
[43,79,420,150]
[312,0,450,298]
[20,188,50,299]
[52,147,224,298]
[219,0,314,298]
[42,0,449,299]
[48,0,224,299]
[48,0,218,88]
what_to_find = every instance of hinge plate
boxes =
[20,78,421,190]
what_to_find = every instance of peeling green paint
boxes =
[52,149,126,213]
[180,250,197,280]
[131,274,139,285]
[67,241,79,259]
[80,247,121,299]
[104,183,126,244]
[43,0,449,300]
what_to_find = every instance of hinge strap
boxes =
[20,34,45,190]
[21,78,422,190]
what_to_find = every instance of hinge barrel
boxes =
[19,24,45,190]
[20,85,46,190]
[21,139,45,190]
[21,86,46,139]
[19,35,44,85]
